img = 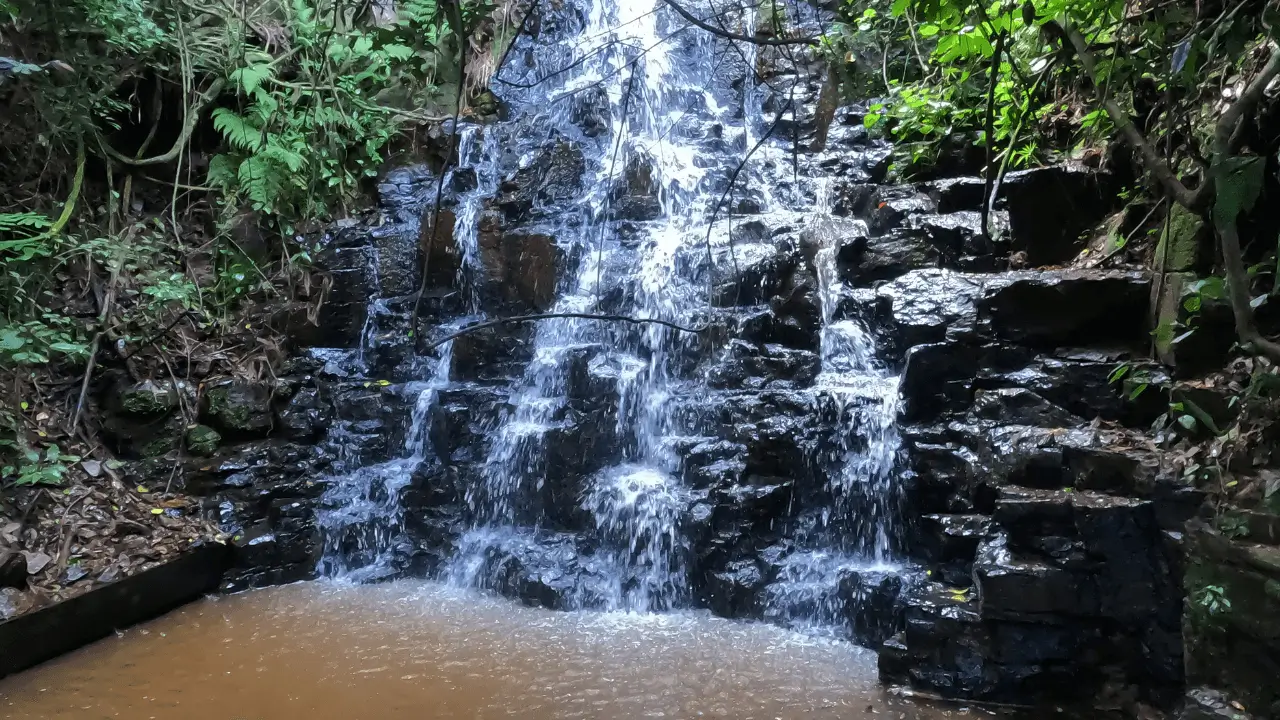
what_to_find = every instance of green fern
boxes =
[212,108,264,152]
[229,63,275,95]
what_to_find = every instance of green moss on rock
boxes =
[1156,204,1207,272]
[117,382,176,417]
[184,424,222,457]
[204,382,274,435]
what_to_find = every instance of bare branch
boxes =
[426,313,706,349]
[660,0,819,46]
[101,79,226,167]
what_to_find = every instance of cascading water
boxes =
[759,193,905,636]
[317,339,454,582]
[317,0,909,639]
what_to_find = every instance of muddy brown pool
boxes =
[0,580,991,719]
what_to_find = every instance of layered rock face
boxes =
[860,197,1196,702]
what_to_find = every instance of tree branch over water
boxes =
[659,0,819,46]
[426,313,707,349]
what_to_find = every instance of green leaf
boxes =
[889,0,909,17]
[229,64,275,96]
[48,341,86,355]
[863,112,882,128]
[211,109,265,152]
[382,43,414,61]
[1212,156,1265,227]
[1177,414,1198,431]
[1191,276,1226,300]
[0,329,25,350]
[918,23,940,37]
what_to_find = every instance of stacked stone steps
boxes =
[843,165,1204,705]
[883,484,1187,703]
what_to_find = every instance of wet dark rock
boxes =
[736,307,820,351]
[0,552,27,589]
[969,388,1082,428]
[980,352,1168,425]
[569,86,611,137]
[609,152,662,221]
[1177,688,1256,720]
[879,583,1088,702]
[905,211,1006,264]
[466,533,612,611]
[706,341,820,390]
[920,514,991,584]
[378,164,437,218]
[700,559,766,618]
[974,532,1096,620]
[839,228,939,286]
[979,270,1150,349]
[898,341,1031,423]
[448,323,533,383]
[416,207,461,293]
[496,137,586,221]
[475,210,563,313]
[429,387,505,464]
[842,570,908,646]
[917,177,987,214]
[1000,165,1115,266]
[203,381,276,436]
[710,240,799,307]
[278,387,332,442]
[868,188,938,235]
[878,269,986,347]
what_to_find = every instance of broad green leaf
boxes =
[382,43,414,61]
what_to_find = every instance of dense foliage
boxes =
[0,0,507,488]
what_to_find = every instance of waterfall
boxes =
[317,0,908,640]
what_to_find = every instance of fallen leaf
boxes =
[23,551,52,575]
[81,460,102,477]
[136,486,149,493]
[150,508,164,515]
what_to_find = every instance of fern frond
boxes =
[212,109,265,152]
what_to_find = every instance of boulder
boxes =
[203,381,276,436]
[838,228,939,285]
[184,424,221,457]
[979,270,1150,349]
[1000,165,1115,266]
[878,269,987,348]
[114,381,178,417]
[495,137,586,221]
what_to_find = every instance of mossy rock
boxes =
[203,381,275,435]
[117,381,177,417]
[1156,204,1209,273]
[135,415,185,458]
[184,424,222,457]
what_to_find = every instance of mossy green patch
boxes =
[184,424,222,457]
